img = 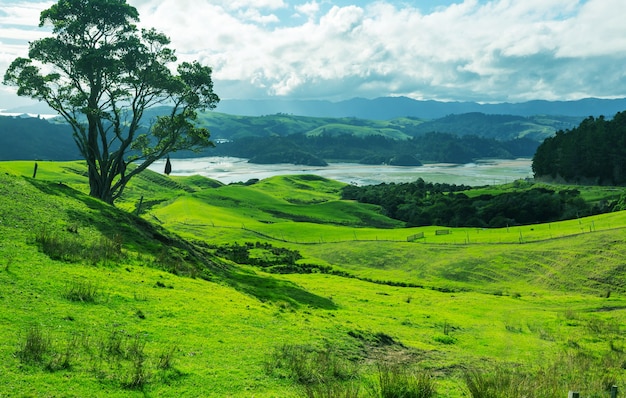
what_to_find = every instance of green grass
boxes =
[1,160,626,397]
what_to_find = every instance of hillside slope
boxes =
[2,162,626,397]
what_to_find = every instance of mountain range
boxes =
[4,96,626,120]
[213,96,626,119]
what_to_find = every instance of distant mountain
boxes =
[6,96,626,120]
[215,97,626,119]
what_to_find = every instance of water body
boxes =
[149,157,533,186]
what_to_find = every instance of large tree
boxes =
[3,0,219,204]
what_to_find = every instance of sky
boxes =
[1,0,626,109]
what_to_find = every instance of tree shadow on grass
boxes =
[26,178,337,309]
[222,269,337,310]
[25,178,212,263]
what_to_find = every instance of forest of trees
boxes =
[341,179,604,227]
[533,111,626,185]
[0,116,79,160]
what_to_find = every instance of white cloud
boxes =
[225,0,287,10]
[294,1,320,21]
[1,0,626,107]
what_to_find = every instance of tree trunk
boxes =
[88,164,114,204]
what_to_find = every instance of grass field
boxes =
[1,160,626,397]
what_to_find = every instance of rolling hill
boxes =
[1,161,626,397]
[0,110,581,163]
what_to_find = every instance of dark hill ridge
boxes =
[0,112,567,162]
[0,116,80,161]
[0,102,613,163]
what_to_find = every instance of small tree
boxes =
[3,0,219,204]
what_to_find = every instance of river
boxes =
[147,156,533,186]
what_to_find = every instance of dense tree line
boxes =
[0,116,80,160]
[533,111,626,185]
[342,179,599,227]
[211,132,538,165]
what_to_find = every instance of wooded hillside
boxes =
[1,110,568,164]
[533,111,626,185]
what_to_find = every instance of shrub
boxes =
[89,234,123,265]
[464,349,626,398]
[433,334,456,345]
[464,365,531,398]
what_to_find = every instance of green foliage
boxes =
[373,362,436,398]
[533,112,626,185]
[17,325,51,365]
[265,344,436,398]
[3,0,219,204]
[464,348,626,398]
[343,179,603,227]
[4,161,626,397]
[265,344,360,386]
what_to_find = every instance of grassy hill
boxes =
[1,161,626,397]
[192,110,576,143]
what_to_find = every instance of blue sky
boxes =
[1,0,625,109]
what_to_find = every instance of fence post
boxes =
[568,392,579,398]
[611,385,618,398]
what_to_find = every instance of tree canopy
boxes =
[532,111,626,185]
[3,0,219,204]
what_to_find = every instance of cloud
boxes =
[1,0,625,106]
[294,1,320,21]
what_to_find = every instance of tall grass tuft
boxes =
[34,226,123,265]
[464,365,529,398]
[264,343,359,386]
[35,226,83,262]
[302,381,362,398]
[464,348,626,398]
[373,362,436,398]
[63,280,100,303]
[16,325,51,364]
[157,346,178,370]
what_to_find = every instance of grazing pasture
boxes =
[1,160,625,397]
